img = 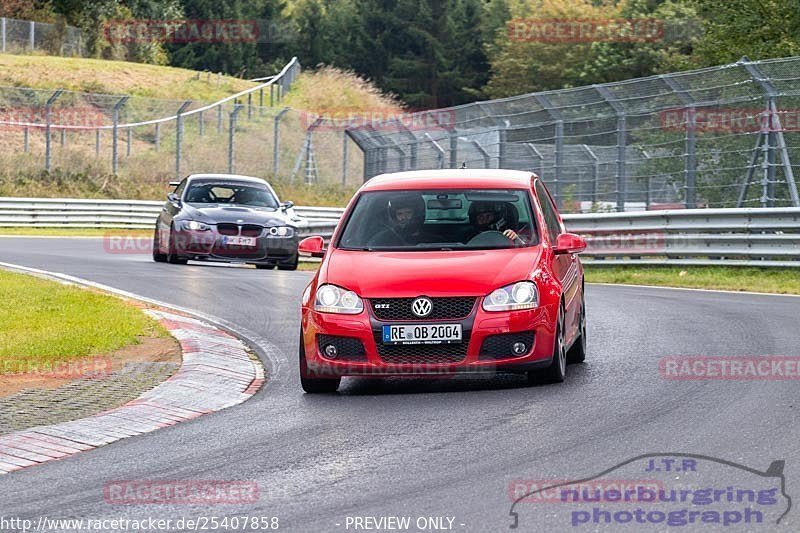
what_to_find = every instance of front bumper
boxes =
[301,300,558,378]
[173,228,298,265]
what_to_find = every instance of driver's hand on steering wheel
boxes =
[503,229,519,241]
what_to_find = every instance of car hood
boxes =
[323,247,542,298]
[183,204,292,226]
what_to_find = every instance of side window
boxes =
[535,181,562,244]
[174,179,187,197]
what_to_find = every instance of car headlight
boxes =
[182,220,211,231]
[314,284,364,314]
[268,226,294,237]
[483,281,538,312]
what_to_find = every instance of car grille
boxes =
[479,331,535,360]
[374,331,470,364]
[241,225,263,237]
[317,335,367,362]
[217,223,239,236]
[370,297,476,321]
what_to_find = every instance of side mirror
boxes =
[167,192,181,207]
[554,233,586,255]
[298,236,325,258]
[281,200,295,210]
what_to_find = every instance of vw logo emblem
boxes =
[412,297,433,318]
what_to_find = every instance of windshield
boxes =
[183,180,279,209]
[337,189,538,251]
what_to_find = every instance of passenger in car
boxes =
[367,194,426,246]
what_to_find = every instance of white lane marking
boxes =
[588,282,800,298]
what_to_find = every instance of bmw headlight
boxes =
[483,281,538,312]
[182,220,211,231]
[268,226,295,237]
[315,284,364,314]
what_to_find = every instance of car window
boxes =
[183,181,279,208]
[535,181,562,244]
[174,179,187,197]
[337,188,539,251]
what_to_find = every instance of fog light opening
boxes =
[512,342,527,356]
[324,344,338,359]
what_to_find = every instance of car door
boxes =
[534,180,581,344]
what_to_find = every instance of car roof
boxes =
[360,169,535,191]
[186,173,268,184]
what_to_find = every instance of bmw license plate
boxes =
[222,236,257,247]
[382,324,462,345]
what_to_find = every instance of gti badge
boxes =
[412,297,433,318]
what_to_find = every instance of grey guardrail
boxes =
[1,198,798,267]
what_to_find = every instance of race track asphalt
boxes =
[0,237,798,532]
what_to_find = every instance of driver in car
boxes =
[368,194,426,246]
[463,201,523,244]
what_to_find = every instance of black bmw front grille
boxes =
[370,297,476,321]
[217,223,239,236]
[241,224,263,237]
[373,331,470,364]
[479,331,535,360]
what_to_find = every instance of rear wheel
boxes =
[567,294,586,364]
[152,225,167,263]
[255,264,275,270]
[166,225,188,265]
[529,305,566,384]
[299,333,341,393]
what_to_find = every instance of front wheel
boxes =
[152,225,167,263]
[299,333,341,393]
[529,305,566,384]
[166,225,188,265]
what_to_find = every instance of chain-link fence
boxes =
[1,17,86,56]
[0,59,358,195]
[342,56,800,212]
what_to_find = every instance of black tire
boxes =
[299,333,341,393]
[567,293,586,364]
[255,264,275,270]
[277,260,298,271]
[529,305,566,384]
[166,225,188,265]
[152,225,167,263]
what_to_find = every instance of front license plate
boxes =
[222,236,257,247]
[382,324,462,345]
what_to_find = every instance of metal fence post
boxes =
[273,107,289,174]
[247,93,253,120]
[95,129,101,156]
[741,57,799,207]
[581,144,599,207]
[270,85,274,107]
[342,131,349,185]
[175,100,192,179]
[259,89,264,116]
[526,143,545,179]
[216,104,222,134]
[126,127,132,156]
[24,127,29,152]
[29,21,34,52]
[198,110,204,137]
[424,132,446,169]
[662,75,698,208]
[60,128,66,147]
[228,104,244,173]
[2,18,6,53]
[44,89,64,172]
[112,96,129,174]
[595,85,627,212]
[449,130,458,169]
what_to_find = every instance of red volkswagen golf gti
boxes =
[297,170,587,393]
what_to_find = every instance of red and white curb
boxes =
[0,309,264,475]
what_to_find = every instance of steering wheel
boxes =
[466,230,514,247]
